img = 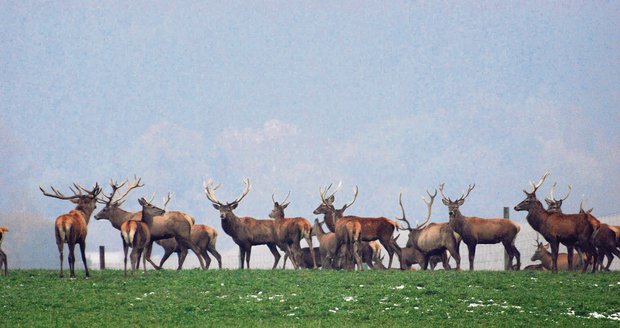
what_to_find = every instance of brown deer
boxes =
[204,179,282,269]
[40,183,102,278]
[440,183,521,271]
[523,263,546,271]
[315,184,401,268]
[531,235,584,271]
[95,178,206,270]
[120,214,151,277]
[312,219,338,268]
[393,234,448,270]
[396,190,461,270]
[136,192,206,271]
[544,182,572,214]
[0,227,8,276]
[155,193,222,270]
[269,192,316,269]
[514,173,596,273]
[577,201,620,272]
[284,247,321,269]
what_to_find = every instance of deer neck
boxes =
[221,212,243,236]
[322,210,338,233]
[141,209,155,227]
[108,207,137,230]
[448,210,466,233]
[525,201,549,232]
[75,204,96,225]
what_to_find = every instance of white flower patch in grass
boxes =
[416,286,425,290]
[343,296,356,302]
[392,285,405,290]
[328,307,339,313]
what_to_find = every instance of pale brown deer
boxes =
[269,192,316,269]
[315,184,401,268]
[155,193,222,270]
[204,179,282,269]
[312,219,338,268]
[136,193,206,271]
[531,235,584,271]
[396,190,461,270]
[393,234,448,270]
[0,227,8,276]
[120,215,151,277]
[95,178,206,270]
[514,173,597,273]
[440,183,521,271]
[40,183,102,278]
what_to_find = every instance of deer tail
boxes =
[56,220,71,244]
[121,222,137,246]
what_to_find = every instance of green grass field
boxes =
[2,269,620,327]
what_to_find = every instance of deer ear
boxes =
[231,203,238,210]
[441,198,450,206]
[544,198,553,206]
[544,243,550,249]
[457,199,465,206]
[328,195,335,204]
[274,202,280,207]
[282,203,289,209]
[212,203,221,210]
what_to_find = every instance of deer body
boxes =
[157,224,222,269]
[531,242,584,271]
[312,219,338,268]
[440,184,521,271]
[0,227,8,275]
[269,197,316,269]
[120,220,151,276]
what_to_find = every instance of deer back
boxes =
[55,210,89,241]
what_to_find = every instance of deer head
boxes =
[531,234,550,262]
[544,182,572,213]
[204,179,251,220]
[138,195,165,219]
[579,198,593,214]
[40,182,102,216]
[438,183,475,218]
[94,176,144,221]
[514,172,549,212]
[313,182,358,219]
[269,191,291,219]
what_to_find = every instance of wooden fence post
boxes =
[503,207,510,270]
[99,245,105,270]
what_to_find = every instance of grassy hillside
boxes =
[2,269,620,327]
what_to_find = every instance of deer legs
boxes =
[0,249,6,276]
[466,243,476,271]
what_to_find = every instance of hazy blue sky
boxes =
[1,2,619,265]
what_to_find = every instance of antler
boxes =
[396,192,413,230]
[232,178,251,205]
[114,176,144,206]
[418,189,437,229]
[438,183,451,202]
[272,191,291,206]
[320,181,342,205]
[162,192,173,211]
[98,178,128,205]
[341,185,358,211]
[527,172,549,194]
[40,185,83,200]
[457,184,475,203]
[579,198,593,214]
[203,180,224,206]
[553,183,572,202]
[40,183,101,200]
[534,233,541,247]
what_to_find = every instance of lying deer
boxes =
[40,182,102,278]
[531,235,584,271]
[0,227,8,276]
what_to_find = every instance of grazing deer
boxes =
[120,216,151,277]
[514,173,596,273]
[315,184,401,269]
[0,227,8,276]
[40,183,102,278]
[440,183,521,271]
[396,190,461,270]
[312,219,338,268]
[95,178,206,270]
[269,192,316,269]
[155,193,222,270]
[204,179,282,269]
[531,235,584,271]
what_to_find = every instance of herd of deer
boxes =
[0,172,617,278]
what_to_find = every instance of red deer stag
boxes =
[95,178,206,270]
[317,185,401,269]
[544,182,572,214]
[155,193,222,270]
[514,173,596,273]
[396,190,461,270]
[0,227,8,276]
[40,183,102,278]
[440,183,521,271]
[269,192,316,269]
[531,234,584,271]
[204,179,282,269]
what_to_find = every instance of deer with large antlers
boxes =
[40,182,102,278]
[269,192,316,269]
[514,173,596,273]
[94,177,206,270]
[544,182,572,214]
[314,184,401,269]
[440,183,521,271]
[0,227,8,276]
[204,179,282,269]
[397,190,461,270]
